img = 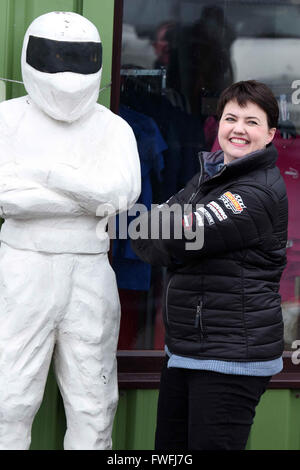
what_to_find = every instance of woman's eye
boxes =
[248,120,258,125]
[225,117,235,122]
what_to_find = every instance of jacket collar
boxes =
[201,143,278,185]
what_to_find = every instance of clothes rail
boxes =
[120,68,167,90]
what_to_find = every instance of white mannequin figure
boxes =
[0,12,141,450]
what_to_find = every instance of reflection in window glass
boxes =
[114,0,300,351]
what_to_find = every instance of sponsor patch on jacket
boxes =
[196,206,215,225]
[219,191,246,214]
[206,201,227,221]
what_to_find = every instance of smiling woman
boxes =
[216,80,278,164]
[131,80,288,450]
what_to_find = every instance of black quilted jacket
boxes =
[131,143,288,361]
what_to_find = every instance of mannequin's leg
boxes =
[54,252,120,450]
[0,245,56,450]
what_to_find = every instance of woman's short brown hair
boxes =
[216,80,279,129]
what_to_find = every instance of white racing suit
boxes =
[0,96,140,449]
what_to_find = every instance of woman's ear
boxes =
[267,127,276,144]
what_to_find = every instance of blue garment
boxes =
[205,160,224,176]
[165,345,283,376]
[120,87,206,201]
[112,106,167,290]
[166,158,283,377]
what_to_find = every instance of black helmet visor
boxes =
[26,35,102,75]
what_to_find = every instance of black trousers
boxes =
[155,358,271,450]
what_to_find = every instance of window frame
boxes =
[116,351,300,389]
[111,0,300,390]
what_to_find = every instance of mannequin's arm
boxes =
[0,165,85,219]
[0,118,141,219]
[41,120,141,216]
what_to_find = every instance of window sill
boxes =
[117,351,300,389]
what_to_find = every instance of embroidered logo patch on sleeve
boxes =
[219,191,246,214]
[206,201,228,221]
[196,206,215,225]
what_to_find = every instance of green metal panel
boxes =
[112,390,129,450]
[82,0,114,109]
[111,389,300,451]
[21,377,300,450]
[0,0,11,100]
[112,390,158,450]
[246,390,300,450]
[30,365,66,450]
[0,1,9,76]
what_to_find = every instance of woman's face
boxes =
[218,100,276,164]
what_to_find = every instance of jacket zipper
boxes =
[188,152,204,205]
[188,152,229,207]
[194,298,205,339]
[165,277,172,324]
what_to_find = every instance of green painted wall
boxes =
[113,389,300,451]
[246,389,300,450]
[112,390,159,450]
[82,0,114,109]
[30,385,300,450]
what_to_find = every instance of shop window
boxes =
[113,0,300,353]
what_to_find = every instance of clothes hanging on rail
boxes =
[116,76,205,349]
[112,105,167,291]
[120,85,206,201]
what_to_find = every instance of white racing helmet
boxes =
[21,11,102,122]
